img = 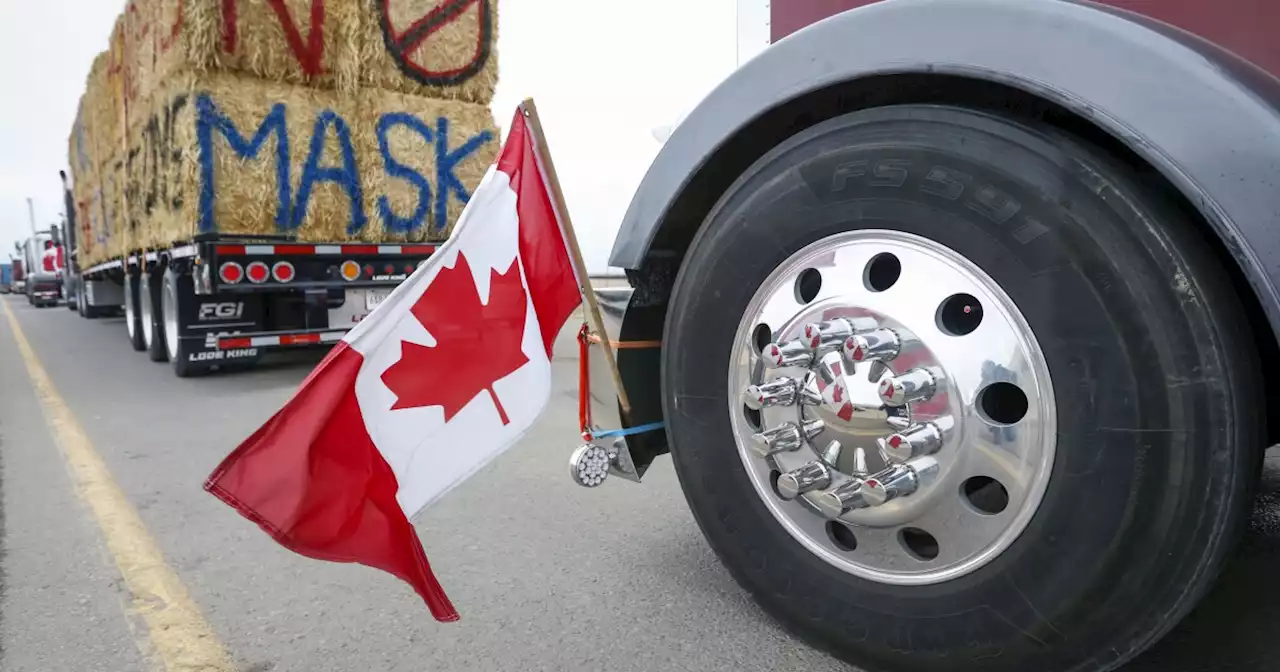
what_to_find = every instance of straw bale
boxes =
[352,88,497,242]
[151,0,362,94]
[134,72,363,245]
[358,0,498,105]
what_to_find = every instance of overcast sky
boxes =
[0,0,738,273]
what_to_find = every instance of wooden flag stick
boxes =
[520,98,633,417]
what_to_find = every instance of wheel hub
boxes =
[730,230,1056,585]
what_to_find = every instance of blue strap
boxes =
[592,421,666,439]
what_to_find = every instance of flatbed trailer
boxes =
[78,234,435,377]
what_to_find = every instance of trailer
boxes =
[76,234,436,377]
[62,0,500,379]
[573,1,1280,671]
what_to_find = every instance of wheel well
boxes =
[634,72,1279,446]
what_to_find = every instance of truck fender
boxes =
[609,0,1280,338]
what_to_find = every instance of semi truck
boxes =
[573,1,1280,671]
[64,0,500,379]
[20,232,62,308]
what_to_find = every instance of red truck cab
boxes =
[583,1,1280,671]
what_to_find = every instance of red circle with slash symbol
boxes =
[379,0,493,86]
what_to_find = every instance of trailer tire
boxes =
[124,274,146,351]
[139,270,168,362]
[162,267,203,378]
[663,105,1264,672]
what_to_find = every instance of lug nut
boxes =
[802,317,877,352]
[813,480,873,519]
[861,456,940,506]
[751,424,802,458]
[879,422,944,463]
[762,340,813,369]
[878,368,937,407]
[744,377,799,410]
[750,418,825,458]
[815,351,847,385]
[843,328,901,363]
[849,446,869,477]
[798,373,823,406]
[776,461,833,500]
[820,439,843,467]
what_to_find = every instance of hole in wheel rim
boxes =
[937,293,983,336]
[752,323,773,353]
[979,382,1028,425]
[826,521,858,552]
[864,253,901,292]
[962,476,1009,515]
[795,268,822,304]
[900,528,939,560]
[770,470,784,499]
[744,404,762,430]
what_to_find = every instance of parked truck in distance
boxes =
[577,1,1280,671]
[20,231,62,308]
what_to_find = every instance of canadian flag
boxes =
[204,107,583,622]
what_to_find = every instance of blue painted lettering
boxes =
[294,109,366,234]
[433,117,494,234]
[196,94,290,233]
[375,113,433,234]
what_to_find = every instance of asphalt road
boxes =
[1,294,1278,672]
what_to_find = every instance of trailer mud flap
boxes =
[180,294,267,366]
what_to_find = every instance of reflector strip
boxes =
[217,331,350,350]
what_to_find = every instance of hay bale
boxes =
[150,0,363,94]
[352,87,497,242]
[135,72,361,245]
[358,0,497,105]
[127,72,497,247]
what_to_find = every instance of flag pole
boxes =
[519,98,633,416]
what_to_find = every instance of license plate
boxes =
[365,290,391,311]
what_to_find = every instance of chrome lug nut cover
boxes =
[744,377,799,410]
[776,462,833,500]
[879,422,944,463]
[878,368,937,407]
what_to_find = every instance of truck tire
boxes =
[124,275,146,351]
[139,269,168,362]
[663,104,1263,672]
[161,267,201,378]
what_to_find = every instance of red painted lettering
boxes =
[265,0,326,76]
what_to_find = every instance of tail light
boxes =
[339,260,361,281]
[272,261,295,283]
[246,261,270,284]
[363,264,375,278]
[384,263,395,275]
[219,262,243,284]
[404,263,416,274]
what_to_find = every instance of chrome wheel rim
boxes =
[125,277,137,341]
[162,273,180,360]
[140,276,154,348]
[728,229,1056,585]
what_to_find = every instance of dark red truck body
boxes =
[776,0,1280,78]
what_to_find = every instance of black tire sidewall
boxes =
[142,271,168,362]
[663,105,1257,671]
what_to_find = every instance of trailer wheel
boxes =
[663,104,1263,672]
[139,270,168,362]
[123,275,146,351]
[161,267,202,378]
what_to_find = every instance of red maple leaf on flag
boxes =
[381,251,529,425]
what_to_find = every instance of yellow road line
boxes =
[2,298,236,672]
